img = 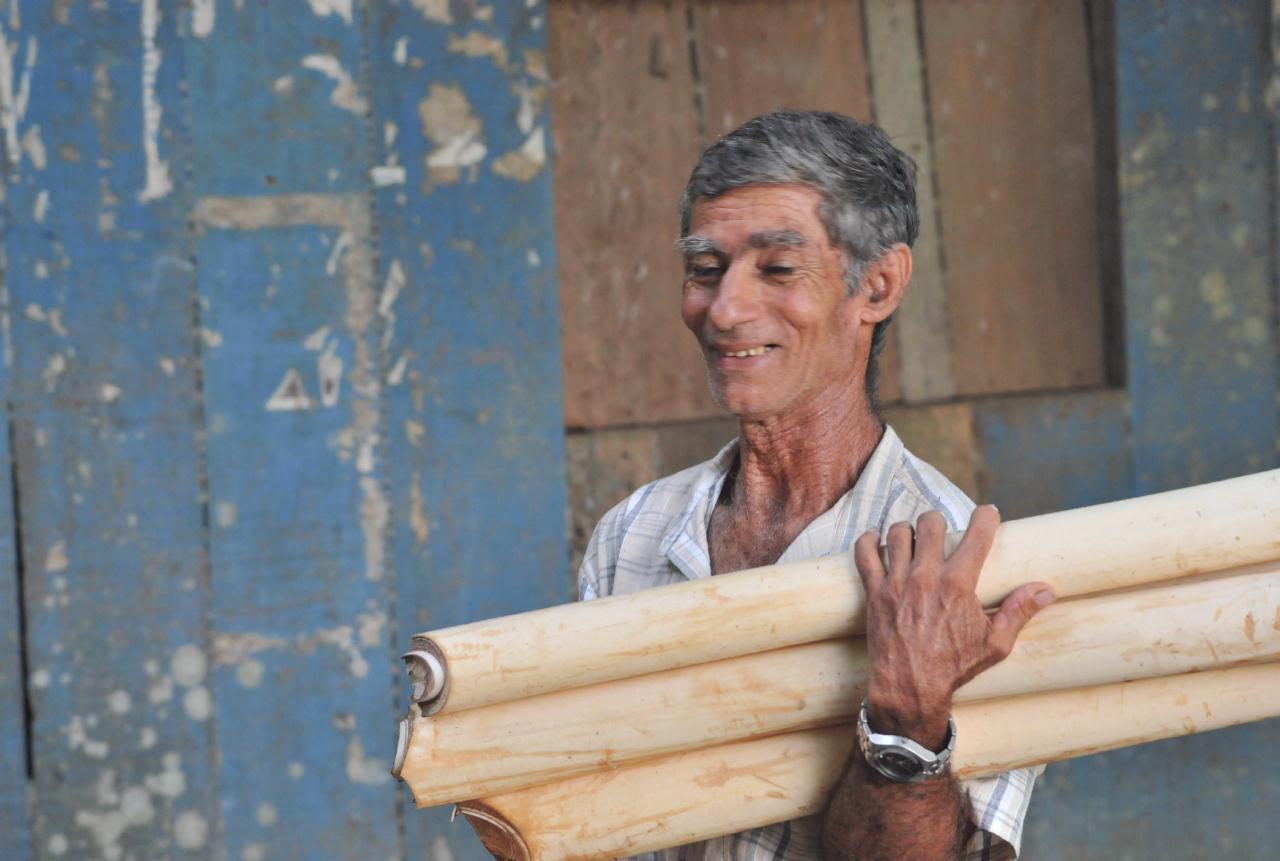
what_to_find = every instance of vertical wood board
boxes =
[4,3,219,857]
[1114,0,1278,492]
[865,0,955,403]
[924,0,1106,397]
[368,1,570,857]
[552,0,709,429]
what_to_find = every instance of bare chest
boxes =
[707,503,808,575]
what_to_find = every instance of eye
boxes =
[763,264,794,277]
[688,265,723,281]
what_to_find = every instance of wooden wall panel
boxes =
[5,4,220,856]
[690,0,871,141]
[551,0,710,429]
[924,0,1106,396]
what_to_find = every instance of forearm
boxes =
[821,748,972,861]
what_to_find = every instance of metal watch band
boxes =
[856,698,957,784]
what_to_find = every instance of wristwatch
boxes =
[856,699,956,783]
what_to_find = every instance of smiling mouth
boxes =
[716,345,777,358]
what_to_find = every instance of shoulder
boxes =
[880,428,976,533]
[578,443,733,600]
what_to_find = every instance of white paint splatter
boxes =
[345,735,391,785]
[173,810,208,850]
[33,188,49,221]
[370,164,405,186]
[170,644,207,687]
[432,835,459,861]
[44,539,68,572]
[287,762,305,779]
[30,667,49,689]
[236,657,264,688]
[214,501,237,528]
[306,0,353,24]
[107,689,132,715]
[138,0,173,202]
[191,0,216,37]
[300,54,367,115]
[386,351,410,387]
[147,675,173,704]
[242,843,267,861]
[67,715,110,759]
[183,686,212,721]
[303,325,331,351]
[0,33,35,172]
[265,368,314,412]
[138,727,157,749]
[419,84,486,183]
[410,0,452,24]
[393,36,408,65]
[201,327,223,348]
[492,127,546,182]
[42,353,67,390]
[145,752,187,798]
[325,229,355,276]
[21,123,44,168]
[46,833,68,856]
[100,383,121,403]
[317,340,344,407]
[256,802,278,826]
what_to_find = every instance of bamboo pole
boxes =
[399,561,1280,806]
[457,662,1280,861]
[407,470,1280,715]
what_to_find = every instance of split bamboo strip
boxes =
[409,470,1280,715]
[457,661,1280,861]
[400,561,1280,805]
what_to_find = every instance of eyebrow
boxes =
[676,229,808,258]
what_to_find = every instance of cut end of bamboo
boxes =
[456,803,531,861]
[403,641,449,715]
[392,716,411,780]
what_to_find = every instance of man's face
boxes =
[680,184,869,420]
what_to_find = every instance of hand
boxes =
[853,506,1055,749]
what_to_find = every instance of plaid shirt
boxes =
[578,425,1038,861]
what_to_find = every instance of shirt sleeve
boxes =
[960,766,1043,860]
[576,496,630,602]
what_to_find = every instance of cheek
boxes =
[680,285,709,331]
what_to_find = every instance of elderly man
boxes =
[578,110,1056,861]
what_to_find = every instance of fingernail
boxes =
[1034,589,1055,607]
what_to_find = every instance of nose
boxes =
[706,260,760,332]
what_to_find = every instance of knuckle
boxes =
[918,510,945,530]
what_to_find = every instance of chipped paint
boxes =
[409,0,452,24]
[409,474,430,544]
[172,810,208,850]
[191,0,215,38]
[301,54,367,115]
[448,31,509,68]
[170,644,207,688]
[265,368,314,412]
[138,0,172,201]
[492,126,545,181]
[418,83,486,184]
[306,0,353,25]
[345,734,391,786]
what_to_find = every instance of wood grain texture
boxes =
[691,0,872,141]
[865,0,955,402]
[410,469,1280,715]
[923,0,1105,396]
[458,661,1280,861]
[402,562,1280,805]
[551,0,711,428]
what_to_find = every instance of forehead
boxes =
[687,183,828,245]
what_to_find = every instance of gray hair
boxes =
[678,110,919,407]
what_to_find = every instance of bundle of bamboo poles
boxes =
[392,470,1280,861]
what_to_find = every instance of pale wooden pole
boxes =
[408,470,1280,716]
[398,562,1280,805]
[456,662,1280,861]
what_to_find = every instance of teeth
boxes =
[723,346,769,358]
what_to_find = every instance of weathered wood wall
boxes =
[553,0,1280,857]
[0,2,564,859]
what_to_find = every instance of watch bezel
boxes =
[857,699,956,784]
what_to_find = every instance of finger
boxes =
[987,581,1056,660]
[885,521,914,575]
[913,510,946,568]
[853,530,887,594]
[947,504,1000,590]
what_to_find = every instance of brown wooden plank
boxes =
[691,0,872,141]
[923,0,1105,396]
[866,0,955,403]
[551,0,715,428]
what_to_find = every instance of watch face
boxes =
[874,747,924,781]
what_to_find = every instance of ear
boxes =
[858,244,912,324]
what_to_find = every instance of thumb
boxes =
[987,582,1055,660]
